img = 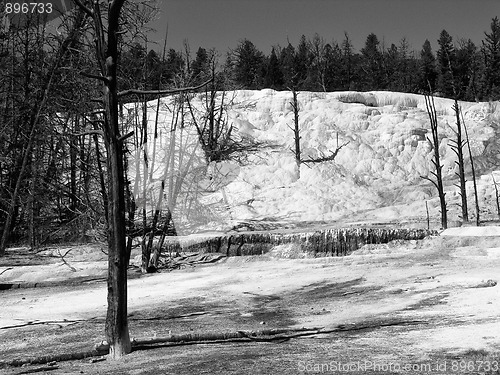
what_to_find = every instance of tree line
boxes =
[120,17,500,101]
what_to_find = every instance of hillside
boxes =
[124,90,500,234]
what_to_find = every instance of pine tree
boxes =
[232,39,265,89]
[397,38,418,92]
[322,42,343,91]
[360,33,384,90]
[436,30,455,97]
[165,48,185,83]
[419,39,437,92]
[191,47,210,84]
[340,32,355,90]
[482,16,500,99]
[294,35,311,89]
[264,47,284,89]
[280,42,296,87]
[455,39,479,101]
[384,43,400,91]
[145,49,162,90]
[119,42,147,90]
[308,33,326,91]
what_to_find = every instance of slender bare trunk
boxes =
[461,110,480,226]
[70,114,79,221]
[425,201,430,230]
[140,97,150,272]
[450,100,468,222]
[423,94,447,229]
[290,88,301,180]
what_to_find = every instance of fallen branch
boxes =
[1,349,106,368]
[57,248,77,272]
[1,320,426,368]
[124,327,323,348]
[302,142,350,164]
[105,319,426,349]
[16,364,59,374]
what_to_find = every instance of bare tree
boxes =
[288,88,349,181]
[289,88,302,179]
[72,0,134,358]
[187,58,269,165]
[461,109,480,226]
[422,94,447,229]
[444,48,470,225]
[492,174,500,220]
[449,100,468,222]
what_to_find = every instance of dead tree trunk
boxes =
[289,88,301,180]
[425,200,430,230]
[69,114,79,220]
[493,174,500,220]
[124,149,135,267]
[449,100,468,222]
[74,0,131,358]
[287,88,348,175]
[140,96,150,273]
[102,2,131,359]
[74,0,215,358]
[423,94,447,229]
[148,207,176,271]
[462,110,480,226]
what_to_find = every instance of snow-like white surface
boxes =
[124,90,500,232]
[441,226,500,237]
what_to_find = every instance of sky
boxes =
[147,0,499,55]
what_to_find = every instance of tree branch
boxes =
[302,142,350,164]
[79,71,110,84]
[117,79,213,98]
[118,131,134,142]
[421,175,439,190]
[72,0,93,18]
[70,130,104,137]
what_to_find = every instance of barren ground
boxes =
[1,229,500,374]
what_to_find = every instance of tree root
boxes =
[0,319,426,368]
